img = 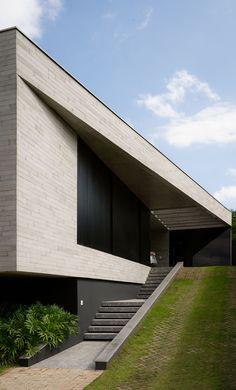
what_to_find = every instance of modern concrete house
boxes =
[0,27,232,338]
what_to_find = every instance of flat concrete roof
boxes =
[1,27,231,228]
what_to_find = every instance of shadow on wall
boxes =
[193,229,231,266]
[170,227,231,267]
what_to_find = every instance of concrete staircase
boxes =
[137,267,172,299]
[84,300,144,340]
[84,267,172,341]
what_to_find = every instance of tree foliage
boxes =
[0,303,79,366]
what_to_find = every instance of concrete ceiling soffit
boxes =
[151,207,226,230]
[19,78,231,226]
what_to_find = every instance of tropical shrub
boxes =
[0,303,79,366]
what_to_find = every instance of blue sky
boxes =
[1,0,236,209]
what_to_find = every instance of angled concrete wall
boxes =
[0,28,232,279]
[15,29,231,226]
[16,77,149,283]
[0,29,16,271]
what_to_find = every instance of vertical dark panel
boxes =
[140,204,150,265]
[77,136,151,264]
[87,153,111,253]
[77,139,89,246]
[77,138,111,253]
[112,176,140,262]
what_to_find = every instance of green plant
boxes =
[0,303,79,366]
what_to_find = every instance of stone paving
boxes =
[33,341,109,370]
[0,341,109,389]
[0,368,102,390]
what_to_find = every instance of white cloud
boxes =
[0,0,63,38]
[137,8,153,31]
[138,94,179,118]
[137,69,236,147]
[162,103,236,147]
[214,185,236,208]
[166,70,219,103]
[226,168,236,177]
[138,70,219,120]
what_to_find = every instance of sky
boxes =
[0,0,236,210]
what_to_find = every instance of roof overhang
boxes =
[12,27,231,230]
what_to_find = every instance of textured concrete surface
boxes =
[33,341,109,370]
[0,27,231,280]
[15,28,231,226]
[0,28,16,272]
[0,368,102,390]
[16,75,149,284]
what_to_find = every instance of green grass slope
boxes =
[87,266,236,390]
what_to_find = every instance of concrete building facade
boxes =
[0,28,232,337]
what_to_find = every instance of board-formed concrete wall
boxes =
[0,28,232,281]
[0,29,16,271]
[15,29,231,226]
[16,77,149,283]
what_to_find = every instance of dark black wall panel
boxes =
[112,177,140,262]
[77,136,150,264]
[170,227,231,266]
[77,278,141,339]
[193,228,231,266]
[140,204,151,265]
[77,138,111,253]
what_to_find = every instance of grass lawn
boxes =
[87,266,236,390]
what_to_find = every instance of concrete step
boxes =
[150,267,172,271]
[92,319,129,326]
[140,285,157,290]
[88,325,123,333]
[138,291,152,296]
[95,312,134,319]
[102,301,144,307]
[84,333,116,341]
[139,288,156,293]
[99,306,139,313]
[145,279,162,283]
[137,295,150,299]
[137,292,152,297]
[145,278,166,283]
[141,284,157,288]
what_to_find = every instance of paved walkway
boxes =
[0,342,108,389]
[0,368,102,390]
[33,341,109,370]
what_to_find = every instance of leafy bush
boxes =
[0,303,79,366]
